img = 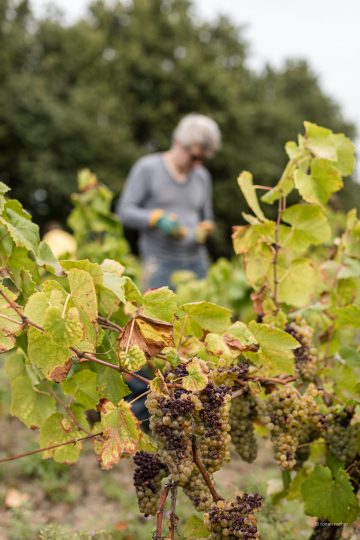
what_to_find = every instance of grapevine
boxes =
[0,122,359,539]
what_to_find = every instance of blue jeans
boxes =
[142,255,209,290]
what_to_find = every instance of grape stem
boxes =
[191,435,224,502]
[272,194,286,308]
[169,481,179,540]
[154,482,170,540]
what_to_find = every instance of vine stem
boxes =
[154,483,170,540]
[191,435,223,502]
[272,195,285,307]
[0,432,102,464]
[97,316,122,333]
[169,481,179,540]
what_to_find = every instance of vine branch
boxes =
[192,435,223,502]
[0,432,102,464]
[154,482,170,540]
[169,481,179,540]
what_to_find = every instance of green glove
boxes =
[156,214,182,236]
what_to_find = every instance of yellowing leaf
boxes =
[67,268,98,322]
[237,171,266,221]
[294,159,343,205]
[95,400,141,470]
[276,259,318,307]
[182,358,208,391]
[143,287,178,322]
[39,412,84,464]
[44,306,83,347]
[181,301,232,334]
[281,204,331,251]
[119,315,174,357]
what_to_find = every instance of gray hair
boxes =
[172,113,221,157]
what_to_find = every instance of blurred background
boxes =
[1,0,359,258]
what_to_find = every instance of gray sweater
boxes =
[116,153,214,262]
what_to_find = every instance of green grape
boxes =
[230,390,258,463]
[196,384,232,473]
[261,384,322,470]
[325,406,360,464]
[133,452,168,516]
[182,468,213,512]
[286,317,318,381]
[146,390,195,485]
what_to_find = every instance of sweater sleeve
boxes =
[201,170,214,222]
[116,158,154,230]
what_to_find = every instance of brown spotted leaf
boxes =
[95,400,141,470]
[119,315,174,358]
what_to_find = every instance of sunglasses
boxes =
[189,153,207,163]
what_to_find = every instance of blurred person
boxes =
[117,113,221,290]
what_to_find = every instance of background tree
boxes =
[0,0,358,256]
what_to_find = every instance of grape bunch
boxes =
[325,406,360,464]
[182,468,213,512]
[146,390,197,485]
[213,363,249,387]
[286,317,318,381]
[260,384,322,470]
[196,383,232,473]
[204,493,263,539]
[230,390,258,463]
[133,451,169,516]
[119,344,146,371]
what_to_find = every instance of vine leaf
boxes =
[276,259,318,307]
[44,306,83,347]
[184,515,210,538]
[142,287,178,322]
[304,121,355,175]
[181,301,232,334]
[95,400,141,470]
[331,304,360,328]
[39,412,85,464]
[6,349,56,429]
[294,159,343,205]
[119,315,174,357]
[302,465,359,523]
[237,171,266,222]
[281,204,331,251]
[182,358,208,391]
[62,369,99,409]
[245,321,298,374]
[0,200,39,252]
[119,345,147,371]
[67,268,98,322]
[0,284,23,351]
[27,326,72,381]
[96,368,130,404]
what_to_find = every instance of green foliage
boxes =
[1,1,358,257]
[1,122,360,538]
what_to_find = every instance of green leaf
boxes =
[119,345,147,371]
[96,368,130,404]
[143,287,178,322]
[281,204,331,251]
[67,268,98,322]
[35,241,59,273]
[0,203,39,251]
[302,465,359,523]
[277,259,318,307]
[237,171,266,221]
[62,259,103,285]
[9,375,56,429]
[44,306,83,347]
[62,369,99,409]
[39,413,84,464]
[182,358,208,391]
[294,159,343,205]
[27,326,72,381]
[96,400,141,470]
[183,515,209,538]
[304,122,355,175]
[181,302,232,334]
[332,305,360,328]
[24,292,49,326]
[246,321,297,374]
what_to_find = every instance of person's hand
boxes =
[195,220,215,243]
[150,210,185,237]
